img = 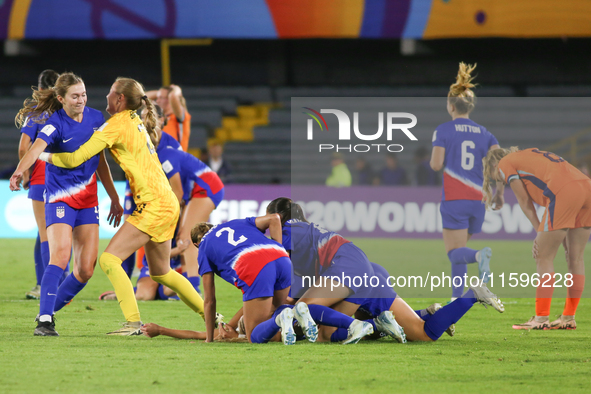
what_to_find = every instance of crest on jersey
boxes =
[56,206,65,219]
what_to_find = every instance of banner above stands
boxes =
[0,182,539,240]
[1,0,591,40]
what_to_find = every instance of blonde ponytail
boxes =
[448,62,477,115]
[114,77,159,147]
[142,97,159,147]
[482,146,519,209]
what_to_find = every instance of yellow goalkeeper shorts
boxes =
[127,190,180,243]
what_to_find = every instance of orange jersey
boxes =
[163,110,191,151]
[498,148,589,207]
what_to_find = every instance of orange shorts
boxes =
[127,190,180,242]
[539,179,591,231]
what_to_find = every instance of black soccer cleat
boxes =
[34,316,59,337]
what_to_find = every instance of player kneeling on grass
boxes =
[142,215,379,345]
[267,197,505,343]
[192,214,312,345]
[483,147,589,330]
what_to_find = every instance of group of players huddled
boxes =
[9,63,586,343]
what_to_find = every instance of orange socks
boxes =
[535,273,555,317]
[563,274,585,316]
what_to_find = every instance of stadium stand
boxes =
[2,86,590,185]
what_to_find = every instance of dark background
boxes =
[1,38,590,91]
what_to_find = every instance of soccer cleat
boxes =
[374,311,407,343]
[275,308,296,345]
[512,316,549,330]
[342,320,374,345]
[215,312,225,329]
[106,321,143,336]
[34,315,58,337]
[469,282,504,313]
[293,302,318,342]
[425,303,455,337]
[546,315,576,330]
[26,284,41,300]
[99,291,117,301]
[477,247,492,283]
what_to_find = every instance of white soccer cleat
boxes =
[477,247,492,283]
[106,321,143,336]
[469,282,504,313]
[342,320,374,345]
[26,284,41,300]
[374,311,407,343]
[293,302,318,342]
[512,316,549,330]
[215,312,224,328]
[275,307,296,345]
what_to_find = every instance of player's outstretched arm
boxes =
[141,323,206,340]
[41,133,109,169]
[10,138,48,191]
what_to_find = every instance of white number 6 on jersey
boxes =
[216,227,248,246]
[461,140,475,170]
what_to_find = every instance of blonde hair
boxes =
[482,146,519,209]
[191,222,215,246]
[448,62,477,115]
[114,77,159,147]
[15,72,85,128]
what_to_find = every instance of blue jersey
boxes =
[21,114,48,186]
[198,218,289,289]
[432,118,498,201]
[281,219,350,277]
[21,114,45,141]
[37,107,105,209]
[159,148,218,203]
[158,131,182,152]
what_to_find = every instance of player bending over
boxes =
[483,147,589,330]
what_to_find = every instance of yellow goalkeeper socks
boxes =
[99,252,141,322]
[151,269,205,319]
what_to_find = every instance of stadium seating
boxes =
[2,85,590,185]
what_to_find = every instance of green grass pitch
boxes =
[1,238,590,393]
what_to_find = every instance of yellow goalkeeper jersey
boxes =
[51,110,171,204]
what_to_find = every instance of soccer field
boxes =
[1,238,589,394]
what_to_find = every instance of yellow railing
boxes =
[545,127,591,165]
[160,38,213,86]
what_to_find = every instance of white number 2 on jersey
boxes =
[216,227,248,246]
[461,140,475,170]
